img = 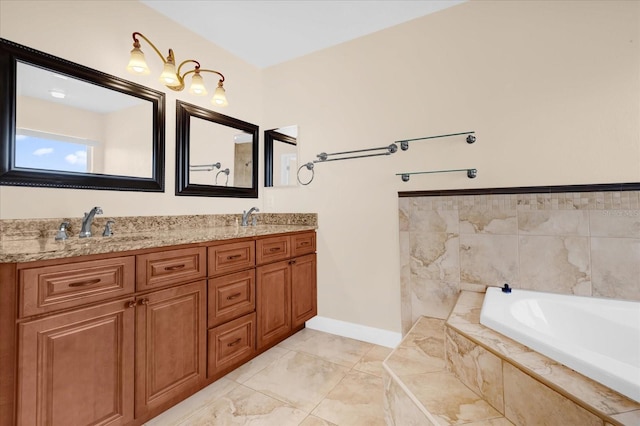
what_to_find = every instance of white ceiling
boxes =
[140,0,466,69]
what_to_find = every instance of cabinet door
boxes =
[135,280,206,418]
[17,299,135,426]
[256,260,291,349]
[291,254,317,328]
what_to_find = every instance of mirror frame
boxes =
[0,38,165,192]
[176,100,258,198]
[264,129,297,187]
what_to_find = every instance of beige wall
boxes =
[1,1,638,334]
[262,0,639,333]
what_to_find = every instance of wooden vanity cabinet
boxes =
[291,253,317,328]
[3,230,315,426]
[256,259,291,349]
[13,248,207,426]
[14,256,137,426]
[17,297,136,426]
[206,240,257,379]
[134,280,206,419]
[256,232,317,350]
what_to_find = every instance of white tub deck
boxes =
[480,287,640,403]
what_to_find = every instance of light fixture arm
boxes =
[132,32,168,65]
[183,67,226,84]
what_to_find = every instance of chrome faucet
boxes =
[79,206,103,238]
[241,207,259,227]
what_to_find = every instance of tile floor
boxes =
[145,328,392,426]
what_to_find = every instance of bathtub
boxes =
[480,286,640,403]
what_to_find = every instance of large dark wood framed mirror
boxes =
[265,126,298,187]
[175,100,258,197]
[0,38,165,191]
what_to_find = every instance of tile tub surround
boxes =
[447,291,640,425]
[0,213,317,262]
[398,190,640,332]
[383,292,640,426]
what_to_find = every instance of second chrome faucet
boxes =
[241,207,259,227]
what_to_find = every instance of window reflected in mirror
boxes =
[16,61,154,178]
[265,125,298,187]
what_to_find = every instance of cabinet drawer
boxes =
[19,257,135,317]
[208,241,255,276]
[207,313,256,377]
[208,269,255,328]
[256,235,291,265]
[292,232,316,257]
[137,247,206,291]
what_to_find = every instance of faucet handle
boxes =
[103,220,115,237]
[55,221,70,241]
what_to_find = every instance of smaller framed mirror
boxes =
[265,125,298,187]
[176,100,258,197]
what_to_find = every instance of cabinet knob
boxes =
[139,298,150,305]
[289,260,297,265]
[125,300,136,309]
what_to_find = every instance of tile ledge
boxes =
[382,316,512,425]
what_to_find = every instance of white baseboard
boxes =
[305,316,402,348]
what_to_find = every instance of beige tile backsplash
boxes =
[399,191,640,332]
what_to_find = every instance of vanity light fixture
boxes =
[126,32,228,106]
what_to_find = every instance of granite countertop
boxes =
[0,223,317,263]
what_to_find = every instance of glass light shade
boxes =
[126,47,150,75]
[211,84,228,107]
[159,62,180,87]
[188,72,208,96]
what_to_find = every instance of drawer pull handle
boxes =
[226,293,242,300]
[164,264,186,271]
[300,242,309,246]
[269,247,281,252]
[227,254,242,260]
[227,338,242,347]
[68,278,101,288]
